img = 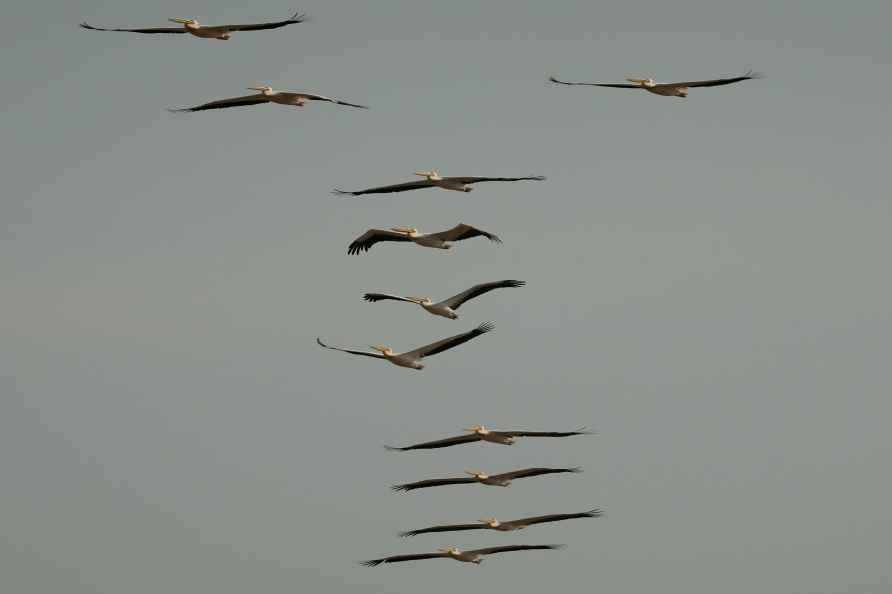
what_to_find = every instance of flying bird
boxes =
[386,425,591,451]
[316,322,494,371]
[348,223,500,255]
[549,70,762,98]
[169,86,367,113]
[400,509,602,537]
[362,545,563,567]
[363,280,525,320]
[392,467,581,492]
[333,170,545,196]
[80,12,307,40]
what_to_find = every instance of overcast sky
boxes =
[2,1,891,593]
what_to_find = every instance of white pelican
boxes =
[400,509,602,537]
[362,544,563,567]
[348,223,500,255]
[549,70,762,97]
[363,280,525,320]
[385,425,591,451]
[392,467,581,492]
[333,171,545,196]
[169,86,367,112]
[316,321,494,371]
[80,12,307,40]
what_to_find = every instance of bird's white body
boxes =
[375,348,426,370]
[442,548,485,564]
[631,79,690,97]
[469,425,516,445]
[415,170,473,192]
[173,19,233,39]
[467,471,512,487]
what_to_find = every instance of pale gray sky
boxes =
[2,1,891,593]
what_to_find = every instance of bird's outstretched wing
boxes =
[295,93,368,109]
[500,427,592,438]
[316,338,385,360]
[468,544,564,557]
[403,321,495,360]
[672,70,762,88]
[363,293,418,304]
[347,229,414,255]
[513,509,603,527]
[361,552,446,566]
[223,11,308,31]
[429,223,501,243]
[333,180,435,196]
[168,93,269,113]
[385,434,481,451]
[80,22,187,34]
[391,477,477,492]
[399,523,486,537]
[447,175,546,184]
[491,467,582,481]
[549,76,639,88]
[440,280,525,310]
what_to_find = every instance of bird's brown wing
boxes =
[361,552,446,566]
[385,434,481,451]
[500,427,591,438]
[296,93,368,109]
[440,280,525,310]
[223,12,308,31]
[429,223,501,243]
[549,76,639,88]
[333,180,435,196]
[403,322,495,359]
[492,467,582,481]
[80,22,187,33]
[391,477,477,492]
[468,544,564,556]
[448,176,546,184]
[673,71,762,88]
[347,229,413,254]
[315,338,385,360]
[168,94,269,113]
[514,510,603,527]
[399,523,486,537]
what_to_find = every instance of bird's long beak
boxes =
[246,87,266,91]
[465,470,480,476]
[626,78,648,84]
[168,18,192,24]
[369,345,388,354]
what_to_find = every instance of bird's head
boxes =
[437,547,461,556]
[463,425,488,435]
[479,517,500,527]
[247,85,274,95]
[465,469,489,480]
[414,169,442,181]
[390,227,419,237]
[169,18,199,28]
[408,296,433,306]
[626,77,656,87]
[369,345,394,356]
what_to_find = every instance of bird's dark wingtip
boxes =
[360,559,381,567]
[383,445,405,452]
[587,508,604,517]
[478,321,496,333]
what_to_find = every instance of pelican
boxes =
[386,425,591,451]
[316,322,494,371]
[348,223,500,255]
[333,171,545,196]
[362,545,563,567]
[549,70,762,97]
[80,12,307,40]
[169,86,367,113]
[392,467,581,492]
[400,509,602,537]
[363,280,525,320]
